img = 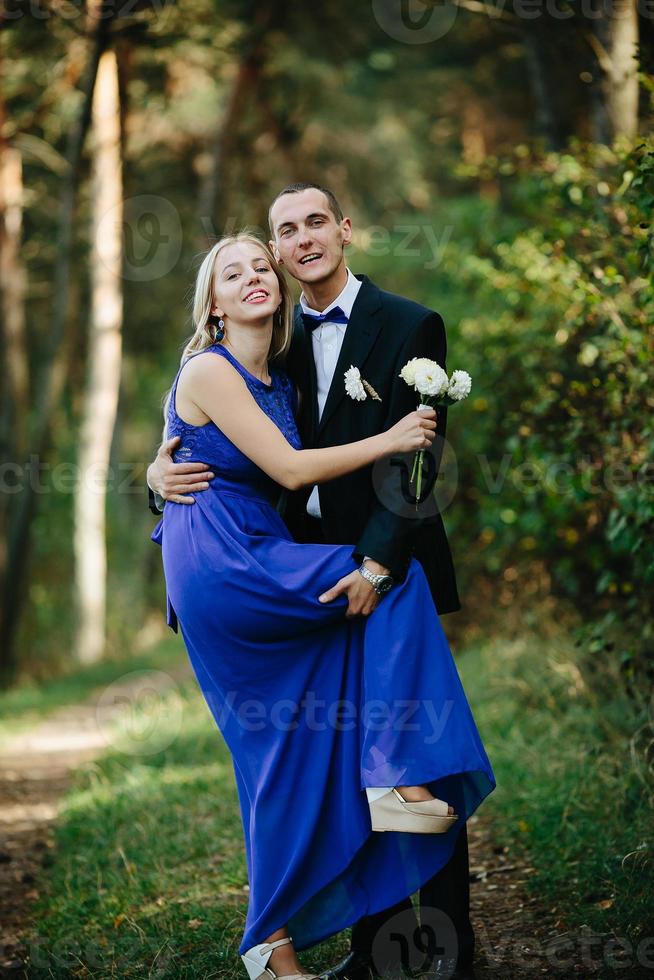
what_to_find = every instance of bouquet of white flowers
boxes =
[399,358,472,507]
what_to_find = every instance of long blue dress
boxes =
[151,343,495,955]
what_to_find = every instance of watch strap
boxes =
[357,563,393,594]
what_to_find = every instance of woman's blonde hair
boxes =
[162,231,295,437]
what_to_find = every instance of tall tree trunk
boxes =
[197,0,279,241]
[522,30,562,150]
[589,17,613,145]
[0,141,28,455]
[197,55,263,240]
[607,0,639,137]
[461,100,487,167]
[73,47,123,665]
[0,3,111,685]
[0,112,28,626]
[587,0,639,142]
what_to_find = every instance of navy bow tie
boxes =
[302,306,349,330]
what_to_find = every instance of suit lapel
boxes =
[316,275,383,437]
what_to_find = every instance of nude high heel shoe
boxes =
[369,787,458,833]
[241,936,321,980]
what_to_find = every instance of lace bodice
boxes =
[165,343,302,501]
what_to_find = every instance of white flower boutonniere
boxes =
[344,365,382,402]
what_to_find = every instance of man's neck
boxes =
[300,263,349,313]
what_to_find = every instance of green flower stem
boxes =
[410,450,420,484]
[413,398,435,510]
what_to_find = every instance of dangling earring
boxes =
[209,314,225,342]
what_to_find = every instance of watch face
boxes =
[377,577,393,594]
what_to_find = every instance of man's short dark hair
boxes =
[268,182,344,237]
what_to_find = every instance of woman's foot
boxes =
[267,945,305,977]
[396,784,455,814]
[369,787,458,834]
[260,932,312,978]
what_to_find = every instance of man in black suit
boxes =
[147,184,473,980]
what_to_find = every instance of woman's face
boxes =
[212,241,281,324]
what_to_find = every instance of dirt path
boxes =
[0,664,192,976]
[0,670,611,979]
[467,816,578,978]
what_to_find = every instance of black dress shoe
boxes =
[319,951,380,980]
[429,957,477,980]
[319,950,476,980]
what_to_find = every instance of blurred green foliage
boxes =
[356,138,653,700]
[459,139,653,695]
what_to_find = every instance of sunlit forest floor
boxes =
[1,625,652,979]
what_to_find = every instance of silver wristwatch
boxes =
[357,562,394,595]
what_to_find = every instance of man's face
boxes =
[269,188,352,285]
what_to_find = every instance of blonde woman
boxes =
[151,232,495,979]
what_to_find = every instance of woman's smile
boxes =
[243,288,270,304]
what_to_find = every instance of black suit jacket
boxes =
[280,273,461,616]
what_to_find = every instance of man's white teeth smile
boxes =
[244,290,268,302]
[300,254,322,264]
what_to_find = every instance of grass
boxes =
[9,626,654,978]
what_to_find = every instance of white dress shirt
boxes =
[300,268,362,518]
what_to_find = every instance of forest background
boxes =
[0,1,653,975]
